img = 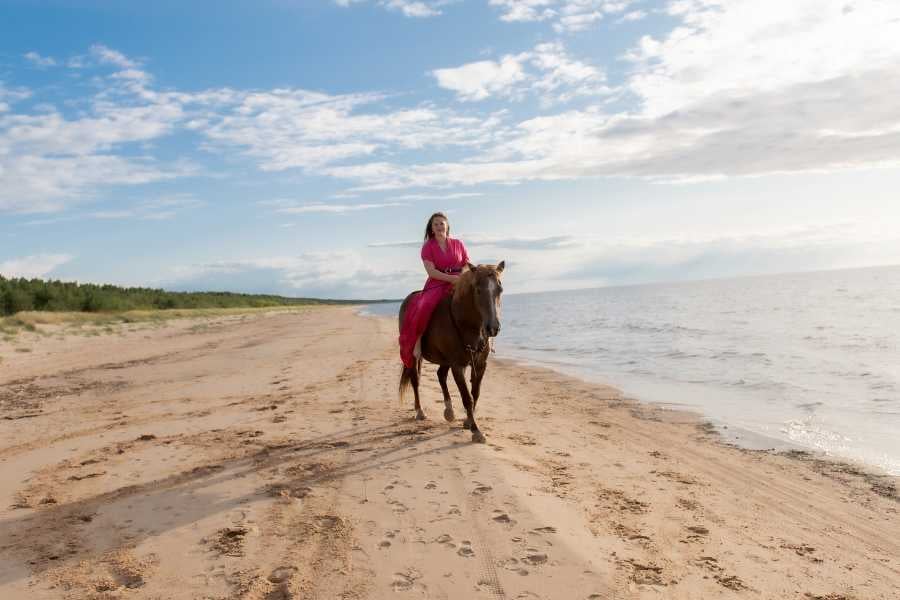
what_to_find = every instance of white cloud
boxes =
[433,55,529,101]
[3,104,183,157]
[24,52,57,67]
[163,221,900,297]
[0,253,73,279]
[548,222,900,289]
[384,0,442,17]
[433,42,608,103]
[198,89,497,172]
[170,251,420,299]
[391,192,484,200]
[626,0,900,117]
[335,1,900,189]
[1,46,196,214]
[274,202,407,214]
[367,240,422,248]
[618,9,647,22]
[0,82,31,105]
[7,8,900,217]
[488,0,556,23]
[0,155,181,213]
[369,233,578,250]
[332,0,445,18]
[530,42,611,102]
[90,43,138,69]
[466,233,579,249]
[489,0,637,32]
[86,194,204,220]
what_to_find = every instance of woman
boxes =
[399,212,470,368]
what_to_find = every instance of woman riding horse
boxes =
[398,212,470,368]
[398,212,505,443]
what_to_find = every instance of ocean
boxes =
[361,265,900,475]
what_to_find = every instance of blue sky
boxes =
[2,0,899,299]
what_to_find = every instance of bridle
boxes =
[448,283,488,372]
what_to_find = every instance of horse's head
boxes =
[458,261,505,337]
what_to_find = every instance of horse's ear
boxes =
[464,262,476,272]
[496,260,505,275]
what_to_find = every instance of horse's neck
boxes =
[451,285,481,329]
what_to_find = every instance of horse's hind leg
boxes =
[410,360,425,420]
[451,366,485,443]
[437,365,454,422]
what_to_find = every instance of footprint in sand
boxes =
[434,534,456,549]
[492,511,517,526]
[532,526,557,534]
[500,558,529,576]
[521,550,549,566]
[267,566,297,584]
[391,569,422,591]
[425,481,438,490]
[208,527,251,557]
[684,525,710,543]
[471,484,492,495]
[457,541,475,557]
[380,529,400,548]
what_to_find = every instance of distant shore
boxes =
[1,307,897,599]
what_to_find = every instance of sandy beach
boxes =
[0,307,897,599]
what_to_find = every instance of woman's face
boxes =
[431,217,449,238]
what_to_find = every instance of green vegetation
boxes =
[0,275,377,317]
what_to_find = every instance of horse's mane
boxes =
[452,264,500,305]
[452,268,476,305]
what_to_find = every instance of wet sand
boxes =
[1,307,897,599]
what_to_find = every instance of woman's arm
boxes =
[423,260,459,284]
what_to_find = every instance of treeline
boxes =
[0,275,359,316]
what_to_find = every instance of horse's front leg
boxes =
[451,366,485,443]
[469,354,488,412]
[437,365,454,422]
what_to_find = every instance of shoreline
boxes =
[1,306,897,599]
[493,350,900,478]
[358,308,900,476]
[363,307,897,477]
[493,353,807,450]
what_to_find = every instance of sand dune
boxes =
[1,307,897,599]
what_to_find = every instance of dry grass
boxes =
[0,305,323,339]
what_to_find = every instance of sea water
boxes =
[362,265,900,474]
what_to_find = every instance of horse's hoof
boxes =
[443,407,455,422]
[471,431,486,444]
[462,419,472,430]
[415,411,426,421]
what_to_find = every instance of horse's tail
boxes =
[399,364,411,401]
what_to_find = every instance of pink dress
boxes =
[399,237,470,368]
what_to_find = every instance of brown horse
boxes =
[398,261,505,443]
